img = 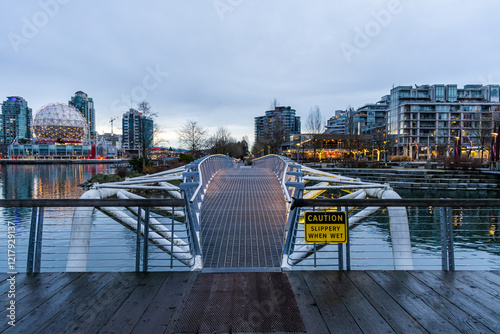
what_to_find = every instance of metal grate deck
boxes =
[200,168,288,268]
[173,272,305,333]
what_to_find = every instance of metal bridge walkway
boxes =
[200,167,287,268]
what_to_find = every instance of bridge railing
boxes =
[181,155,238,243]
[252,154,303,202]
[283,198,500,271]
[0,198,201,273]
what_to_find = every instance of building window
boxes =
[436,86,445,102]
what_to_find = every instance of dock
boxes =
[2,270,499,333]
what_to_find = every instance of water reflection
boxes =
[0,164,110,199]
[0,164,112,272]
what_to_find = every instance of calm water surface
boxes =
[1,165,498,271]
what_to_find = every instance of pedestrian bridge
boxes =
[64,154,414,272]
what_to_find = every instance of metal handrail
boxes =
[188,155,237,203]
[0,198,185,208]
[1,198,198,273]
[284,198,500,271]
[291,198,500,209]
[253,154,300,203]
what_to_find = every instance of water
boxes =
[0,164,117,272]
[1,165,499,272]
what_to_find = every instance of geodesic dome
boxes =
[33,103,88,143]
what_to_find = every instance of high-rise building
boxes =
[387,84,500,157]
[69,91,95,141]
[0,96,32,155]
[122,108,154,156]
[254,106,301,143]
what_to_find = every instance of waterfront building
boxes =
[282,133,370,161]
[97,133,122,158]
[9,103,93,159]
[387,84,500,158]
[0,96,32,155]
[122,108,154,156]
[325,110,349,134]
[254,106,301,143]
[357,95,390,137]
[69,91,96,141]
[325,96,388,137]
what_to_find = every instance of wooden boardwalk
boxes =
[1,270,499,333]
[200,168,288,268]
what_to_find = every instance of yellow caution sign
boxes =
[304,211,347,243]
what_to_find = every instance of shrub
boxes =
[444,156,476,170]
[129,156,153,171]
[391,155,411,162]
[142,165,156,175]
[115,166,129,178]
[178,153,194,163]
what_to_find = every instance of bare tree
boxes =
[305,106,324,160]
[177,120,207,157]
[207,126,234,155]
[269,98,280,110]
[305,106,324,134]
[469,111,494,162]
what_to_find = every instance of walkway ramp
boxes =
[200,168,287,268]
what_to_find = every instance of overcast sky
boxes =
[1,1,499,148]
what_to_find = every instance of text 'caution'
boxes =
[304,211,347,243]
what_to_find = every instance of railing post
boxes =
[26,207,38,274]
[338,243,343,270]
[447,207,455,271]
[34,207,44,273]
[440,206,449,270]
[170,206,175,268]
[135,206,142,272]
[142,207,150,272]
[345,206,350,271]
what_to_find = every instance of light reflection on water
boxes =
[0,164,113,272]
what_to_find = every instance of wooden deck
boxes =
[1,270,499,333]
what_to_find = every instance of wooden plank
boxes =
[97,273,168,333]
[461,271,500,288]
[428,271,500,311]
[323,271,395,334]
[453,272,500,299]
[35,272,121,333]
[2,272,103,333]
[345,271,427,334]
[301,271,361,333]
[410,271,500,333]
[131,272,196,334]
[0,272,82,331]
[0,273,58,299]
[285,272,330,334]
[0,273,11,284]
[367,271,461,333]
[62,272,146,334]
[388,271,494,334]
